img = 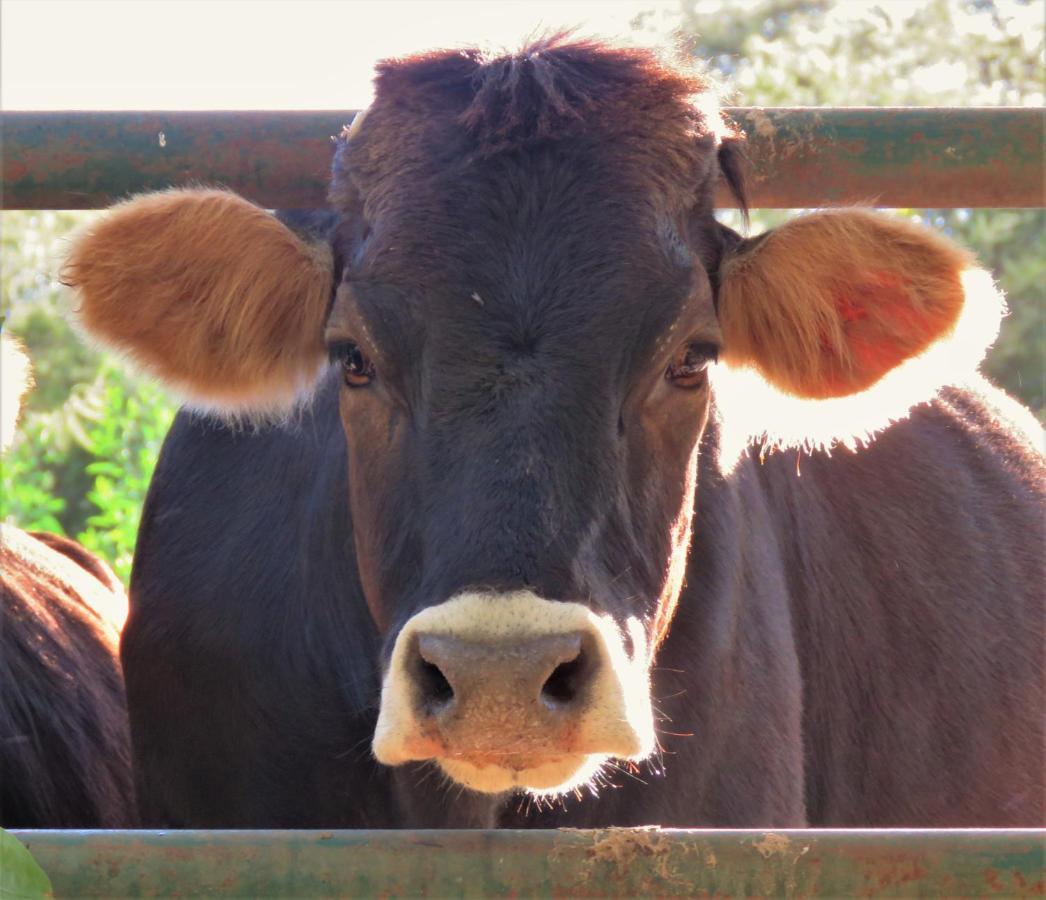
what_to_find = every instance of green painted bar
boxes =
[1,108,1042,210]
[13,828,1046,898]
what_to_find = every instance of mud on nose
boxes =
[411,631,595,721]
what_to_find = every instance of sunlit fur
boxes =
[713,266,1007,463]
[1,523,134,827]
[1,333,32,454]
[62,189,333,417]
[650,436,702,648]
[442,752,609,796]
[373,591,655,794]
[718,209,979,400]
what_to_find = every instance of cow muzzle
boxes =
[372,591,656,794]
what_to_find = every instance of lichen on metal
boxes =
[0,108,1042,210]
[13,828,1046,898]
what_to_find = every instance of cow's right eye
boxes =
[666,341,717,388]
[331,342,375,387]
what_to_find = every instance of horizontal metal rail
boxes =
[13,828,1046,898]
[2,108,1042,210]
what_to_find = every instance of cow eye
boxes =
[331,342,375,387]
[666,341,717,388]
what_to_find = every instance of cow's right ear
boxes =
[63,189,333,416]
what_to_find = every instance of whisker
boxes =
[606,759,649,786]
[335,734,376,761]
[650,703,674,724]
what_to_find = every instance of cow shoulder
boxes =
[0,524,134,826]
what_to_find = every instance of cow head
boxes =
[65,38,1001,796]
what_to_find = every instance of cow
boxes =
[0,333,136,827]
[62,38,1043,828]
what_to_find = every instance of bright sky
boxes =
[1,0,678,110]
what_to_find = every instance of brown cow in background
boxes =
[0,333,135,827]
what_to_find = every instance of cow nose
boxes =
[411,631,592,721]
[372,591,655,792]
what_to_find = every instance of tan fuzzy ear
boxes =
[718,209,979,399]
[1,333,33,454]
[63,189,333,414]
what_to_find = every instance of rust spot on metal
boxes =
[754,832,794,858]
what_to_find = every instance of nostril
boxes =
[418,659,454,713]
[540,650,588,708]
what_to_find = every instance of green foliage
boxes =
[0,828,53,899]
[663,0,1043,107]
[0,211,105,412]
[947,208,1046,410]
[0,412,67,536]
[0,352,175,584]
[2,211,176,584]
[74,362,174,583]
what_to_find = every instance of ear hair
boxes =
[712,210,1006,459]
[718,209,979,399]
[1,332,33,454]
[62,190,333,418]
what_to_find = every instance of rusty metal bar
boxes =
[2,108,1042,210]
[732,107,1044,209]
[12,828,1046,898]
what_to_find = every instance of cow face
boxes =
[65,40,1000,797]
[319,43,739,792]
[328,136,722,791]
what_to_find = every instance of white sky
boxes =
[1,0,678,110]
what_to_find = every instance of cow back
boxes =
[0,525,135,827]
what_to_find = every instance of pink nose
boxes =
[371,592,655,791]
[406,631,596,754]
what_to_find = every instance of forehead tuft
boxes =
[378,35,710,152]
[332,36,722,214]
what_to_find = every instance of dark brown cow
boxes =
[64,38,1043,828]
[0,334,135,827]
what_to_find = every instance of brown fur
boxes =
[57,39,1043,829]
[62,190,333,414]
[0,526,135,827]
[332,35,738,232]
[718,209,976,398]
[376,36,710,152]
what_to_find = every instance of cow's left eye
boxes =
[331,342,375,387]
[666,341,717,388]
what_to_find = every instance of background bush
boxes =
[1,0,1042,585]
[1,211,176,583]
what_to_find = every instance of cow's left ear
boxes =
[716,209,999,399]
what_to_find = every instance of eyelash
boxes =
[666,342,718,387]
